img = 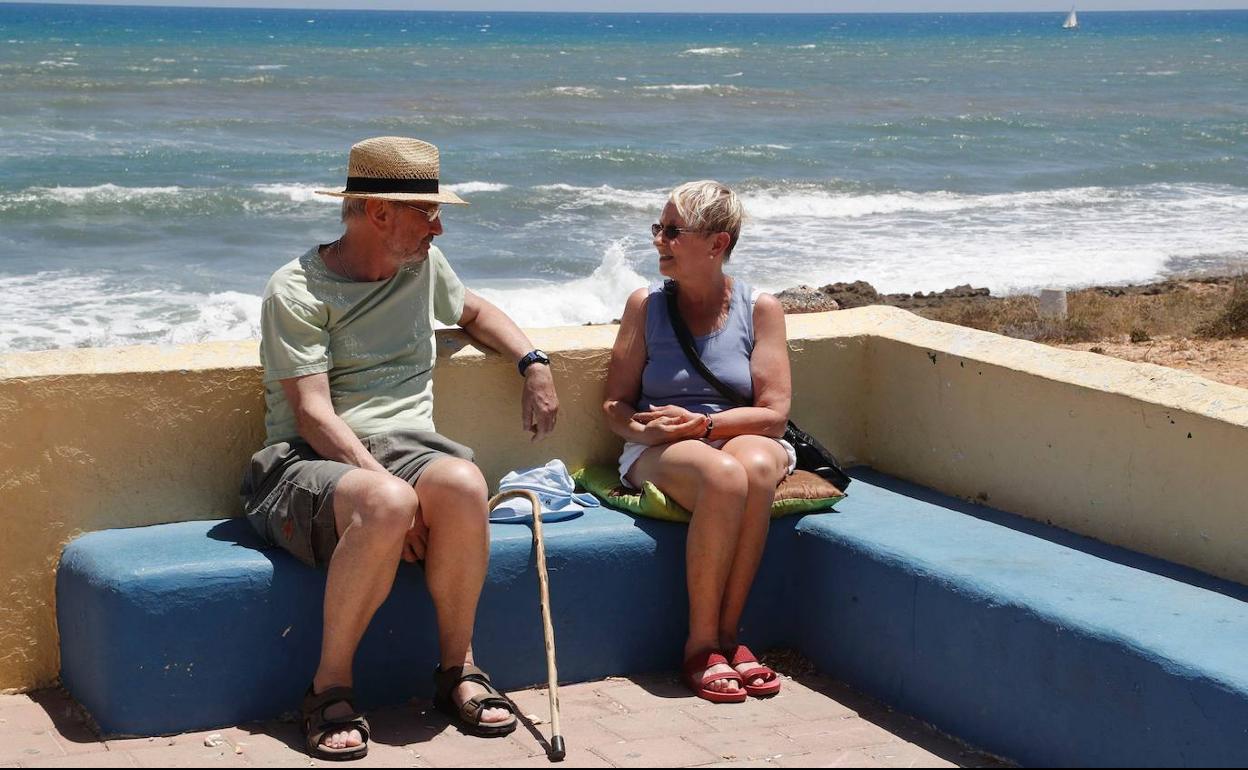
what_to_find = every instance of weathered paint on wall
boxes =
[2,306,1246,692]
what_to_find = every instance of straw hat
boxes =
[316,136,467,205]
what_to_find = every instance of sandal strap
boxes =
[727,645,760,667]
[434,664,493,698]
[682,651,743,688]
[459,693,516,724]
[737,664,777,683]
[301,686,371,747]
[434,665,516,727]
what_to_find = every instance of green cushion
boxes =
[572,465,844,523]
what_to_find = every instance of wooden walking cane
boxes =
[488,489,566,762]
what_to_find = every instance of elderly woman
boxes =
[603,180,795,703]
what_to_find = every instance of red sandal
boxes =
[727,645,782,697]
[682,650,747,704]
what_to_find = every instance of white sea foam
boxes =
[637,84,733,92]
[0,272,262,352]
[4,184,183,208]
[249,64,286,71]
[533,183,660,211]
[549,86,600,98]
[724,72,745,78]
[445,181,510,195]
[252,183,337,204]
[682,47,741,56]
[472,241,647,329]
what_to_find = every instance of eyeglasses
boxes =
[395,202,441,222]
[651,223,705,240]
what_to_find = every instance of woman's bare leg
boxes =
[628,440,748,693]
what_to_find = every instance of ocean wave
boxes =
[445,181,510,195]
[637,84,737,93]
[532,183,661,211]
[473,241,646,328]
[548,86,601,98]
[0,272,261,352]
[4,184,183,208]
[682,47,741,56]
[740,185,1143,220]
[252,183,337,204]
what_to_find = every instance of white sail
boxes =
[1063,8,1079,28]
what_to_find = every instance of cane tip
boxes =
[548,735,566,761]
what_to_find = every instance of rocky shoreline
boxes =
[774,275,1243,315]
[773,274,1248,391]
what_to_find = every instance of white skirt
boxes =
[618,436,798,489]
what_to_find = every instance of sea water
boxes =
[1,4,1246,351]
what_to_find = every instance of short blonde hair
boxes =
[669,180,744,260]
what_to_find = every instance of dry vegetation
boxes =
[914,277,1248,345]
[911,276,1248,390]
[778,275,1248,390]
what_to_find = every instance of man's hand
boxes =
[522,364,559,442]
[402,511,429,563]
[633,405,709,444]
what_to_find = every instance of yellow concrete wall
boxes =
[0,317,868,692]
[2,306,1246,691]
[849,307,1248,587]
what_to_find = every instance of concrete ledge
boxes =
[797,469,1248,767]
[57,507,802,736]
[9,307,1248,691]
[58,471,1248,765]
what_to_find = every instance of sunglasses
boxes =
[651,223,706,240]
[395,201,441,222]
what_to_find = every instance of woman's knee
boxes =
[737,449,785,489]
[698,453,749,500]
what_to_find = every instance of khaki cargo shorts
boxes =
[239,430,474,568]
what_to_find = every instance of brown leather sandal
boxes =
[300,684,370,761]
[433,664,518,738]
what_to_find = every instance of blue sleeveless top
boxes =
[638,279,756,416]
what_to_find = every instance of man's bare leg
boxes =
[416,457,511,726]
[314,469,417,750]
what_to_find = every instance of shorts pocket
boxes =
[266,481,321,568]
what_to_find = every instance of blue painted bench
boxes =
[58,470,1248,766]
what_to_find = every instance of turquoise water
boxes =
[1,4,1246,350]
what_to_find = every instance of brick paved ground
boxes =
[0,671,1011,768]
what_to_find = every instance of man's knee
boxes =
[346,474,417,538]
[418,458,488,525]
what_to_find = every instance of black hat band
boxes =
[345,177,439,194]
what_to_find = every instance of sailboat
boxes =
[1063,7,1079,29]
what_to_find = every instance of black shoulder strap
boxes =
[662,281,750,409]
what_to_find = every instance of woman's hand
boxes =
[632,405,709,444]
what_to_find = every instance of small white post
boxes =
[1039,289,1068,320]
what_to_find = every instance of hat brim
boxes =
[315,189,468,205]
[488,505,587,524]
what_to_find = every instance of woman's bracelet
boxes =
[702,416,714,440]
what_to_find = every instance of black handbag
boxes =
[662,281,851,492]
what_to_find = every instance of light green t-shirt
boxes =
[260,244,466,446]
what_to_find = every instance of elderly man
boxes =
[239,137,558,761]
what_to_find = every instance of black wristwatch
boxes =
[518,349,550,376]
